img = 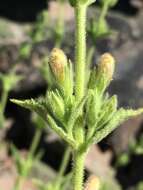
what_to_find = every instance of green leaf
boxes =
[87,108,143,146]
[88,67,110,95]
[10,98,47,119]
[46,114,76,148]
[96,95,118,130]
[86,95,117,141]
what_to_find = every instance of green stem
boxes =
[75,4,87,102]
[1,89,8,115]
[55,0,65,48]
[14,129,42,190]
[0,89,9,128]
[73,151,86,190]
[58,147,71,178]
[28,128,42,158]
[55,147,71,189]
[99,2,109,22]
[14,176,24,190]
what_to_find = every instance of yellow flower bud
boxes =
[49,48,67,82]
[85,176,100,190]
[98,53,115,79]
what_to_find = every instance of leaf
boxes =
[86,95,117,141]
[96,95,118,130]
[87,108,143,146]
[46,114,76,149]
[10,98,47,119]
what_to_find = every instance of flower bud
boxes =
[85,176,100,190]
[98,53,115,80]
[49,48,67,83]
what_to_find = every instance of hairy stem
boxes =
[75,4,87,102]
[73,151,86,190]
[55,0,65,47]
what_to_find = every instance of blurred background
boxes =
[0,0,143,189]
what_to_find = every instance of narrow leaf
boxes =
[10,99,47,119]
[46,114,76,149]
[87,108,143,146]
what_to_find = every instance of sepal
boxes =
[86,89,102,126]
[46,90,65,121]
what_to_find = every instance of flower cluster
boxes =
[11,48,143,152]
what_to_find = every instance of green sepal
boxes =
[86,89,102,126]
[46,90,65,121]
[59,60,74,98]
[67,96,87,134]
[40,56,56,89]
[88,67,111,96]
[73,116,85,146]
